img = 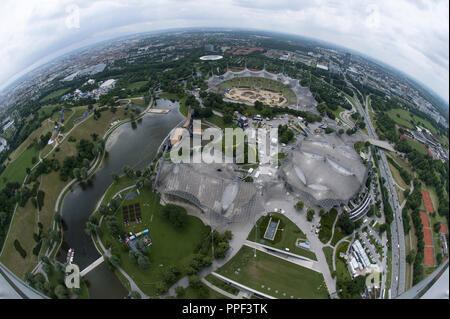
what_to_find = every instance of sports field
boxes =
[216,246,328,299]
[218,77,297,105]
[421,189,434,213]
[419,211,434,266]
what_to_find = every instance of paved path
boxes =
[211,272,276,299]
[243,241,320,272]
[201,277,238,299]
[328,210,342,246]
[80,256,104,277]
[264,200,336,293]
[332,235,353,271]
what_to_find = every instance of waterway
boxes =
[57,99,184,298]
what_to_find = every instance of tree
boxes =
[129,250,138,264]
[307,209,315,221]
[175,286,186,297]
[109,255,121,269]
[54,285,68,299]
[91,133,99,141]
[223,113,233,124]
[214,241,230,259]
[379,223,387,234]
[82,158,90,168]
[111,173,120,184]
[337,212,355,235]
[162,204,188,228]
[73,167,81,180]
[123,165,134,178]
[98,203,108,216]
[189,275,202,289]
[49,229,61,243]
[295,201,304,211]
[42,263,52,275]
[0,211,7,227]
[406,250,415,264]
[137,254,150,269]
[130,291,141,299]
[433,222,441,234]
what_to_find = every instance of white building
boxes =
[0,137,8,153]
[100,79,117,90]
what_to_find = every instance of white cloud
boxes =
[0,0,448,103]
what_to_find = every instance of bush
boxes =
[307,209,315,221]
[295,201,304,211]
[14,239,27,258]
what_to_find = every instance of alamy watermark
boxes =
[65,4,80,29]
[65,263,80,289]
[169,120,279,166]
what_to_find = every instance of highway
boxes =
[347,83,406,297]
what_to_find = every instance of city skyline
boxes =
[0,0,448,104]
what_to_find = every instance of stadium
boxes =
[279,133,369,209]
[207,67,317,108]
[157,162,265,226]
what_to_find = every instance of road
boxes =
[347,84,406,297]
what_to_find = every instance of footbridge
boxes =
[80,256,105,277]
[368,138,396,152]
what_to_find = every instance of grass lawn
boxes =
[176,282,228,299]
[99,186,211,298]
[126,81,148,90]
[60,106,88,133]
[247,212,316,261]
[205,114,237,129]
[216,246,329,299]
[385,248,392,298]
[405,138,428,155]
[395,185,405,204]
[0,145,38,189]
[204,274,239,296]
[318,209,338,244]
[387,161,409,190]
[330,105,346,122]
[387,108,414,129]
[5,116,54,164]
[55,107,126,164]
[1,107,128,278]
[334,242,351,283]
[387,152,415,177]
[404,233,412,290]
[129,98,146,108]
[423,266,437,278]
[388,108,440,136]
[0,201,39,279]
[323,246,334,273]
[40,88,71,104]
[330,228,346,247]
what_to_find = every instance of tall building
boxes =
[344,52,351,70]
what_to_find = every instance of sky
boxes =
[0,0,448,103]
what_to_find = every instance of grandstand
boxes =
[280,133,368,209]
